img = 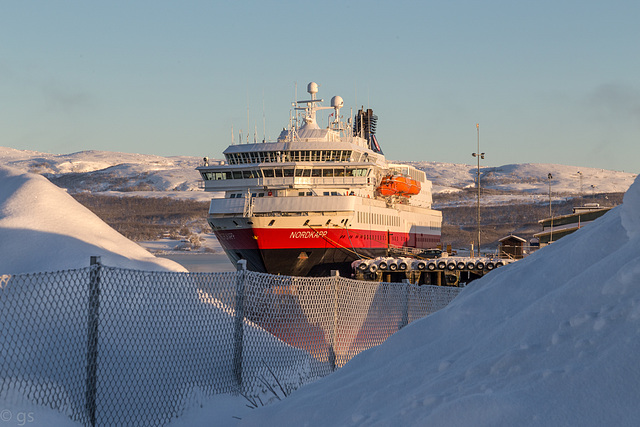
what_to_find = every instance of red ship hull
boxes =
[214,227,440,276]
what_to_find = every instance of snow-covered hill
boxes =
[0,165,186,274]
[0,147,210,197]
[237,175,640,426]
[410,161,635,196]
[1,147,635,206]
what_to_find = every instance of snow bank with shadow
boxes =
[0,166,185,274]
[240,175,640,426]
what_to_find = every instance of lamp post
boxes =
[576,171,583,206]
[472,123,484,257]
[548,173,553,244]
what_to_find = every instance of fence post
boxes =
[329,271,339,371]
[233,260,247,391]
[400,279,410,330]
[86,256,101,427]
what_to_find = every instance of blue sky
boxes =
[1,0,639,173]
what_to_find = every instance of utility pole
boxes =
[472,123,484,257]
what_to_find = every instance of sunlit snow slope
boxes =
[240,175,640,427]
[0,166,186,274]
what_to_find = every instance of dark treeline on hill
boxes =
[72,194,209,241]
[435,191,625,250]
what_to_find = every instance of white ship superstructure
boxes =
[198,82,442,276]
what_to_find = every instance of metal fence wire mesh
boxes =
[0,262,462,427]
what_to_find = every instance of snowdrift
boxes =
[0,165,323,425]
[240,175,640,426]
[0,165,185,273]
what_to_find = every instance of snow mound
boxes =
[0,166,185,274]
[240,176,640,426]
[620,175,640,240]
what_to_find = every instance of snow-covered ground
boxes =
[0,166,315,426]
[235,175,640,426]
[3,148,640,426]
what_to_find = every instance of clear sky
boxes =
[1,0,639,173]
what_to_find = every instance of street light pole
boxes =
[472,123,484,257]
[577,171,583,207]
[548,172,553,244]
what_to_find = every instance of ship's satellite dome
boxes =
[307,82,318,94]
[331,96,344,108]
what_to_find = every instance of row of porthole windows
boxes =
[202,167,370,181]
[357,211,401,227]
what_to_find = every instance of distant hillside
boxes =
[407,161,635,205]
[1,146,635,251]
[2,147,634,206]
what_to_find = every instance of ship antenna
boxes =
[231,124,234,145]
[354,83,357,112]
[289,104,293,142]
[246,87,250,143]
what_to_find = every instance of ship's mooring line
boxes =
[344,225,363,260]
[305,224,372,260]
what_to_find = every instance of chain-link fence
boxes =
[0,259,462,426]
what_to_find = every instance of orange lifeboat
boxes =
[378,175,397,196]
[377,175,421,197]
[402,177,420,196]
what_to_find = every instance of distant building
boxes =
[534,203,612,246]
[498,235,527,259]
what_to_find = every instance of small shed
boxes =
[498,234,527,260]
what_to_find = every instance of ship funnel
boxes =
[353,109,383,154]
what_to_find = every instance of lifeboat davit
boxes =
[377,175,421,197]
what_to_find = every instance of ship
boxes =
[197,82,442,277]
